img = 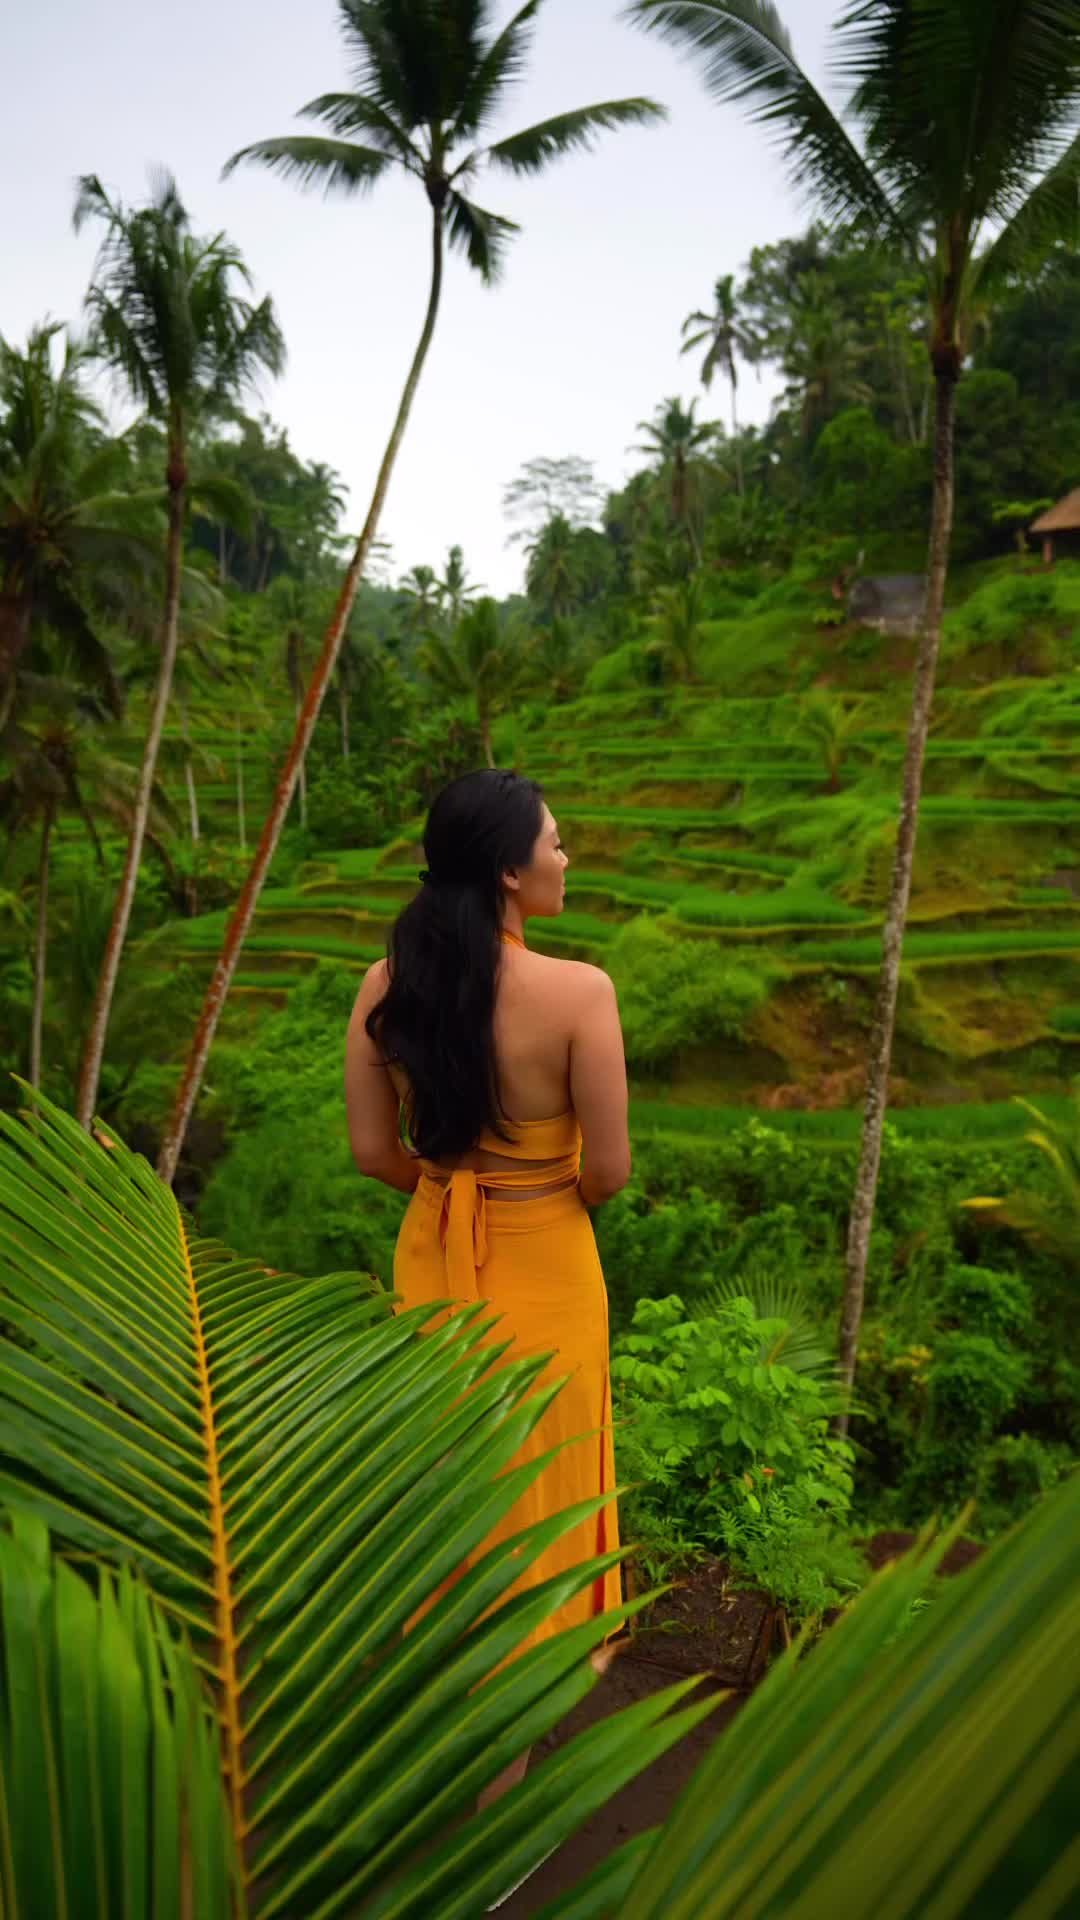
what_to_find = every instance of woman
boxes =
[344,767,630,1810]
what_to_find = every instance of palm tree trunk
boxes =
[339,677,350,763]
[480,701,495,769]
[295,696,308,828]
[30,802,54,1091]
[731,378,744,499]
[236,720,246,853]
[75,459,187,1129]
[157,203,447,1186]
[836,368,958,1425]
[0,591,32,703]
[184,758,200,844]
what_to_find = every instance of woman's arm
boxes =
[344,961,421,1196]
[569,966,631,1208]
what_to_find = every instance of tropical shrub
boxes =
[584,640,652,693]
[606,917,772,1072]
[612,1294,862,1621]
[899,1331,1032,1513]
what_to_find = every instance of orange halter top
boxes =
[418,927,581,1300]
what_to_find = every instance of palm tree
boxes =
[0,324,154,721]
[796,687,864,794]
[782,275,873,439]
[681,273,758,493]
[633,395,720,563]
[156,2,664,1184]
[419,596,523,767]
[645,574,706,682]
[437,542,483,626]
[525,511,581,618]
[524,615,584,701]
[0,673,170,1091]
[631,0,1080,1411]
[398,561,440,633]
[72,173,284,1133]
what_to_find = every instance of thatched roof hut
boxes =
[1030,489,1080,563]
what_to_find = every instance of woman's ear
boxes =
[501,867,521,894]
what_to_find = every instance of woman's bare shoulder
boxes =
[526,950,614,1001]
[351,955,389,1017]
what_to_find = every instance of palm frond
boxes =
[0,1089,717,1915]
[487,98,667,175]
[627,0,901,234]
[453,0,542,137]
[0,1511,236,1917]
[837,0,1080,239]
[975,128,1080,300]
[612,1476,1080,1918]
[187,469,254,536]
[697,1275,838,1379]
[445,192,520,282]
[223,135,392,196]
[32,580,122,713]
[298,89,424,170]
[77,180,284,427]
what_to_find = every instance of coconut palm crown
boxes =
[226,0,666,285]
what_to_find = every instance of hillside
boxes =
[154,560,1080,1134]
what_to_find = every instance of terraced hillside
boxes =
[167,670,1080,1116]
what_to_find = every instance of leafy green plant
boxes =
[900,1332,1031,1516]
[964,1083,1080,1273]
[606,916,773,1071]
[0,1511,236,1918]
[612,1295,860,1620]
[698,1273,837,1381]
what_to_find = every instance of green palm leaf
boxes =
[298,89,426,169]
[698,1275,837,1380]
[0,1089,719,1914]
[487,99,667,174]
[453,0,542,137]
[445,193,520,282]
[0,1510,236,1919]
[605,1482,1080,1918]
[626,0,898,231]
[976,128,1080,296]
[222,135,392,195]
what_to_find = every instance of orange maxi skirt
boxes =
[392,1116,622,1659]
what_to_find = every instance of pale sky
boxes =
[7,0,839,594]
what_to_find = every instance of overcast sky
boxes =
[7,0,839,594]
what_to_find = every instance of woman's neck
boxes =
[500,925,526,950]
[501,905,526,946]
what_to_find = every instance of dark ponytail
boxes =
[365,768,545,1159]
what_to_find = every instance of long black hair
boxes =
[365,768,545,1159]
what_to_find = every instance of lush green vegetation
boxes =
[4,0,1080,1903]
[5,1091,1079,1916]
[5,148,1079,1594]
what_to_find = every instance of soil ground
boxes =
[498,1532,984,1918]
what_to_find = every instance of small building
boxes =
[1030,489,1080,565]
[847,574,926,638]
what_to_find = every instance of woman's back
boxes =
[384,941,627,1191]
